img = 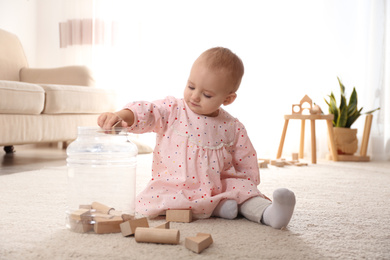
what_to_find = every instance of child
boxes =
[98,47,295,229]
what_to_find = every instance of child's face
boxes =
[184,59,236,117]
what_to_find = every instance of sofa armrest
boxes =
[20,66,95,87]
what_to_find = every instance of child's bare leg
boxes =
[239,188,295,229]
[212,199,238,220]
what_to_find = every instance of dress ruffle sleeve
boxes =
[123,96,179,135]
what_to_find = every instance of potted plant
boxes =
[324,77,380,155]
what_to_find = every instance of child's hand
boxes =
[98,109,134,130]
[98,112,126,130]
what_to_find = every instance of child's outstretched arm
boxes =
[98,109,134,130]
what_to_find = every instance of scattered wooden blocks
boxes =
[120,217,149,237]
[166,209,192,223]
[68,204,214,252]
[135,227,180,244]
[68,202,136,234]
[266,157,308,167]
[185,233,213,254]
[94,216,123,234]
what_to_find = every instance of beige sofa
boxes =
[0,28,117,153]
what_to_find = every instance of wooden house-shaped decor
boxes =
[292,95,313,115]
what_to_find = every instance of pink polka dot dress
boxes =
[125,96,264,218]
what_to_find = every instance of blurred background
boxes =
[0,0,388,160]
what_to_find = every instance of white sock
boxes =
[212,199,238,220]
[262,188,296,229]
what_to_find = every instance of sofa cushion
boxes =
[40,84,117,114]
[0,80,44,114]
[20,66,95,87]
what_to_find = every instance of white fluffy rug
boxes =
[1,154,389,260]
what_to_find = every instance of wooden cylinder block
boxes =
[135,227,180,244]
[91,202,114,214]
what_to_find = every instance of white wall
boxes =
[0,0,87,68]
[35,0,63,68]
[0,0,37,66]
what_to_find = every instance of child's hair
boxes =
[199,47,244,92]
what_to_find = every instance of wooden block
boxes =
[120,217,149,237]
[166,209,192,223]
[121,214,135,221]
[258,158,270,164]
[185,233,213,254]
[68,218,94,233]
[292,153,299,161]
[70,208,92,221]
[135,227,180,244]
[270,160,284,167]
[91,212,114,219]
[79,204,92,210]
[154,222,170,229]
[258,160,268,168]
[292,104,301,114]
[91,201,114,214]
[94,216,123,234]
[108,209,122,217]
[295,162,308,166]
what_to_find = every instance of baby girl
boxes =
[98,47,295,229]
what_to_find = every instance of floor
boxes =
[0,144,67,175]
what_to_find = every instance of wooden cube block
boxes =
[94,216,123,234]
[292,153,299,161]
[70,208,92,221]
[68,218,93,233]
[154,222,170,229]
[121,214,135,221]
[185,233,213,254]
[258,158,270,164]
[120,217,149,237]
[271,160,285,167]
[258,160,268,168]
[166,210,192,223]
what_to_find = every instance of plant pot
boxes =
[332,127,358,155]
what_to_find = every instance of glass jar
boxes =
[65,127,137,233]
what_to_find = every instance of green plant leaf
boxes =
[325,77,380,128]
[327,93,339,126]
[338,77,345,96]
[364,107,380,114]
[347,87,358,117]
[346,107,363,128]
[337,106,348,127]
[340,92,347,112]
